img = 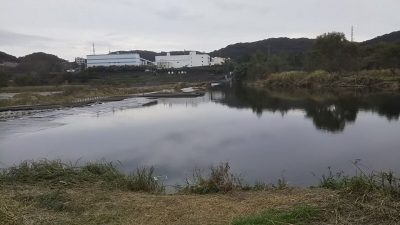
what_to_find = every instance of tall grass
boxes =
[178,162,243,194]
[0,160,164,193]
[319,161,400,199]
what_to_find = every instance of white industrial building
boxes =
[211,57,226,66]
[155,51,211,69]
[75,57,86,66]
[86,53,153,68]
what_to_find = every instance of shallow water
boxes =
[1,86,400,187]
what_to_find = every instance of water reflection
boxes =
[1,86,400,186]
[216,85,400,132]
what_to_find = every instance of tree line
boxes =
[236,32,400,80]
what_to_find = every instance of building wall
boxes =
[155,52,210,69]
[86,53,142,68]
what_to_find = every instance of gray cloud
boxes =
[0,0,399,60]
[0,30,54,46]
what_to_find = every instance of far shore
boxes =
[246,69,400,91]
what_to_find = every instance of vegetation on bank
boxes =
[0,160,164,193]
[1,160,400,224]
[247,69,400,90]
[236,32,400,88]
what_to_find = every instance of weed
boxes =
[179,162,242,194]
[125,167,165,193]
[319,161,400,199]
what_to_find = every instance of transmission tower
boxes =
[351,26,354,42]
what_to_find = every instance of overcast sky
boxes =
[0,0,399,61]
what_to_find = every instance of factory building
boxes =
[155,52,211,69]
[75,57,86,66]
[210,57,226,66]
[86,53,153,68]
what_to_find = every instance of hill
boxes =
[209,38,315,60]
[0,51,18,63]
[17,52,68,73]
[363,30,400,46]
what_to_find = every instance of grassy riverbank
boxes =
[247,69,400,91]
[1,160,399,225]
[0,82,206,108]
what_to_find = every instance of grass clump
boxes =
[319,161,400,199]
[179,162,242,194]
[125,167,165,193]
[0,160,165,193]
[232,205,319,225]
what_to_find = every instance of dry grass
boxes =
[0,185,332,225]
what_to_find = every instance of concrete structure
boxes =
[86,53,153,68]
[75,57,86,66]
[211,57,226,66]
[155,51,210,69]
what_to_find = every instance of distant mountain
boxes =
[363,31,400,46]
[209,38,315,60]
[17,52,68,73]
[0,51,18,63]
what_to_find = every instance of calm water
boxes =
[1,86,400,186]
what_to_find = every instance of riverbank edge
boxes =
[1,160,399,225]
[246,70,400,91]
[0,82,208,112]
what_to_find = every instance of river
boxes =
[1,86,400,187]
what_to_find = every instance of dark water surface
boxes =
[1,86,400,186]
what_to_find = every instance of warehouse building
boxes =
[155,51,211,69]
[86,53,153,68]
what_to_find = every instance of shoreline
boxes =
[0,92,204,112]
[246,70,400,91]
[1,160,399,225]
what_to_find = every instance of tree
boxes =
[308,32,359,72]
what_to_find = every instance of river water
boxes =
[1,86,400,186]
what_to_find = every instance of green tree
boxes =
[308,32,359,72]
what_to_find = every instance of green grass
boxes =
[232,205,319,225]
[319,162,400,199]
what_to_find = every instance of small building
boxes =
[86,53,153,68]
[210,57,226,66]
[75,57,86,66]
[155,51,210,69]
